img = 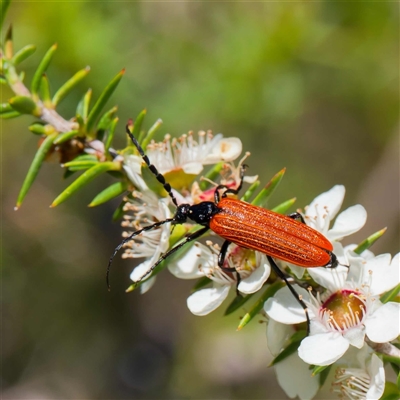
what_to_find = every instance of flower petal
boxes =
[203,137,242,164]
[287,264,305,279]
[123,155,148,191]
[238,259,271,294]
[343,326,365,349]
[366,354,385,400]
[168,242,214,279]
[274,352,320,400]
[365,302,400,342]
[266,319,293,357]
[327,205,367,241]
[182,162,204,175]
[140,276,156,294]
[308,265,348,292]
[306,185,345,222]
[130,260,153,282]
[187,285,230,316]
[264,285,310,324]
[366,253,400,295]
[298,332,350,366]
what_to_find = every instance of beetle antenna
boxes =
[125,124,178,207]
[107,218,175,291]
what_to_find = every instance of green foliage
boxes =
[252,168,286,207]
[354,227,387,255]
[237,281,285,330]
[0,11,141,210]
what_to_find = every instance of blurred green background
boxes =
[2,2,399,399]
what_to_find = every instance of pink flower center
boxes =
[320,289,366,331]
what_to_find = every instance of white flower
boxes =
[122,191,171,293]
[266,319,319,400]
[288,185,367,279]
[85,139,106,160]
[146,131,242,175]
[168,241,271,315]
[332,345,385,400]
[265,251,400,366]
[123,154,148,191]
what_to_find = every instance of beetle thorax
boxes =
[179,201,220,226]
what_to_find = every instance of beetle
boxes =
[107,126,338,327]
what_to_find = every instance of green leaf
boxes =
[28,123,46,135]
[52,66,90,106]
[132,109,147,145]
[15,132,58,209]
[353,227,387,255]
[50,162,120,207]
[112,199,127,221]
[141,118,163,149]
[199,162,224,191]
[53,130,79,145]
[272,197,297,214]
[311,364,330,376]
[9,95,40,115]
[88,181,128,207]
[382,355,400,367]
[381,283,400,304]
[11,44,36,66]
[318,365,332,387]
[237,281,285,330]
[224,293,255,316]
[0,102,13,113]
[31,43,58,96]
[63,169,76,179]
[39,74,51,105]
[391,362,399,376]
[0,110,20,119]
[63,161,98,171]
[397,369,400,389]
[76,89,92,122]
[168,224,189,247]
[0,76,7,85]
[271,341,299,366]
[242,180,260,202]
[252,168,286,207]
[105,117,119,152]
[4,24,12,59]
[270,330,307,366]
[381,381,400,400]
[96,106,118,133]
[69,154,98,162]
[86,69,125,132]
[0,0,11,33]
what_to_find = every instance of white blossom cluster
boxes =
[121,131,400,400]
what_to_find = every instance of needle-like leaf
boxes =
[31,43,58,96]
[50,162,120,207]
[15,131,58,209]
[86,69,125,133]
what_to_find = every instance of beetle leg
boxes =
[214,164,248,202]
[218,240,242,296]
[267,256,310,335]
[287,212,306,224]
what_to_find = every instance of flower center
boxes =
[320,290,366,331]
[225,246,257,277]
[332,367,371,400]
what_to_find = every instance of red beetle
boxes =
[108,126,338,326]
